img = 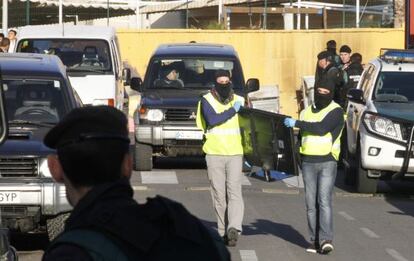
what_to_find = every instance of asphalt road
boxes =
[17,157,414,261]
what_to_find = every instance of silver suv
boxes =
[0,53,82,239]
[344,49,414,193]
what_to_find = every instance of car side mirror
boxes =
[246,78,260,93]
[122,68,131,86]
[130,77,143,92]
[347,88,365,104]
[0,74,8,145]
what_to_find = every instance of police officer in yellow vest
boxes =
[196,69,245,247]
[284,79,344,255]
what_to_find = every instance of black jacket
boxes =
[43,179,229,261]
[345,62,364,90]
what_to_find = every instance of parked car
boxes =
[0,53,81,239]
[130,43,262,170]
[344,49,414,193]
[15,25,130,112]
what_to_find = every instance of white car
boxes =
[344,49,414,193]
[15,25,130,111]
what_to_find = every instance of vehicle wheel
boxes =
[356,149,378,193]
[46,213,70,241]
[134,143,153,171]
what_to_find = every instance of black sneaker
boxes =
[306,242,319,254]
[227,227,238,247]
[320,240,334,254]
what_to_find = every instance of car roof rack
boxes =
[379,48,414,63]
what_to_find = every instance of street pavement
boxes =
[132,157,414,261]
[18,157,414,261]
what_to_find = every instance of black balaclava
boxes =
[214,69,232,101]
[314,80,334,110]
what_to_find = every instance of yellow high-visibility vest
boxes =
[196,92,244,155]
[299,102,343,160]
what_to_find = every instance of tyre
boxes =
[134,142,153,171]
[356,149,378,193]
[46,213,70,241]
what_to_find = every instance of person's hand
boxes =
[233,101,242,112]
[284,118,296,128]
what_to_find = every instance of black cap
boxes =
[161,65,175,78]
[339,45,352,53]
[317,51,330,60]
[215,69,230,79]
[44,106,129,149]
[326,40,336,49]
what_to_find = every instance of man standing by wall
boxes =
[196,69,245,247]
[284,80,344,255]
[7,29,17,53]
[315,51,342,99]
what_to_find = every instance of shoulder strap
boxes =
[51,229,129,261]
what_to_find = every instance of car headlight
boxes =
[39,158,52,178]
[145,109,164,122]
[363,112,403,142]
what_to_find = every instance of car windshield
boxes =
[3,79,67,124]
[17,39,112,73]
[373,72,414,103]
[147,58,243,89]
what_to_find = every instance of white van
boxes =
[15,25,131,110]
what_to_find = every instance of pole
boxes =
[342,0,345,28]
[136,0,141,29]
[305,6,309,29]
[218,0,223,24]
[263,0,267,29]
[107,0,110,26]
[297,0,301,29]
[356,0,360,28]
[26,0,30,25]
[186,0,189,28]
[2,0,8,34]
[59,0,63,25]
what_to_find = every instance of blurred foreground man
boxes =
[196,69,245,247]
[284,80,344,255]
[42,106,229,261]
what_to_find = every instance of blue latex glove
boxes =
[233,101,242,112]
[284,118,296,128]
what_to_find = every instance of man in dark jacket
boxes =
[314,51,343,106]
[42,106,229,261]
[326,40,341,67]
[347,53,364,89]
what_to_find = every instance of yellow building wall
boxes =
[117,28,404,117]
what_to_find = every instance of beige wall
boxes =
[117,28,404,116]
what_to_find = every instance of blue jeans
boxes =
[302,161,337,243]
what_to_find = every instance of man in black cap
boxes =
[196,69,245,247]
[337,45,353,108]
[339,45,352,70]
[314,51,343,105]
[155,64,184,88]
[326,40,341,67]
[284,79,344,255]
[42,106,229,261]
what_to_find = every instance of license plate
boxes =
[175,131,203,140]
[0,192,20,204]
